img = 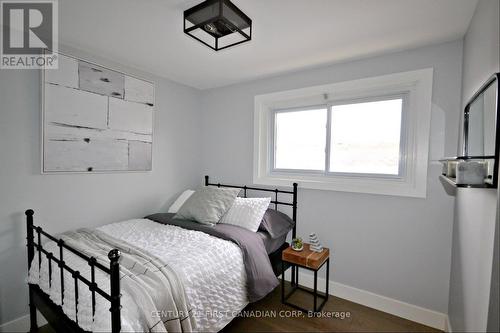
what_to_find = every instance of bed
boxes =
[25,176,298,332]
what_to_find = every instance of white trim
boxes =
[446,316,453,332]
[254,68,434,198]
[280,269,447,331]
[0,311,46,333]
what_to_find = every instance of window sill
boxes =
[254,173,427,198]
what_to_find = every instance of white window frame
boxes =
[253,68,433,198]
[270,94,408,178]
[271,104,329,173]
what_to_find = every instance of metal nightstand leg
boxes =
[281,259,329,313]
[326,258,329,302]
[313,270,317,311]
[281,261,285,303]
[296,266,299,286]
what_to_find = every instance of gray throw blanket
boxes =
[146,213,280,302]
[62,228,196,332]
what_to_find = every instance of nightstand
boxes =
[281,243,330,312]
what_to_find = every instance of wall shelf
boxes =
[439,156,495,162]
[439,156,495,188]
[439,174,494,189]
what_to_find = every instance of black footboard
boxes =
[25,209,122,333]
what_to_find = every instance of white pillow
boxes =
[220,197,271,232]
[168,190,195,213]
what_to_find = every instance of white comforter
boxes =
[28,219,248,332]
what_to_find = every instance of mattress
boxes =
[28,219,248,332]
[257,230,288,254]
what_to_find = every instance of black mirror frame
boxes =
[462,72,500,187]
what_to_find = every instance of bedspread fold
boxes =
[29,228,196,332]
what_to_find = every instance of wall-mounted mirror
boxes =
[440,73,499,188]
[464,74,499,157]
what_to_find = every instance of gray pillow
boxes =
[174,187,241,225]
[258,209,295,238]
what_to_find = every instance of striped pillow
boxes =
[220,197,271,232]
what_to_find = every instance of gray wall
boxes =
[199,40,464,313]
[448,0,500,331]
[0,45,202,325]
[488,194,499,332]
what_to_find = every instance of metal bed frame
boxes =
[25,175,298,332]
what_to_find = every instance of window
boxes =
[272,97,405,177]
[329,97,404,175]
[254,69,433,197]
[274,107,327,171]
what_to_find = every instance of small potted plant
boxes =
[291,237,303,251]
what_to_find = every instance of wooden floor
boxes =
[223,282,439,333]
[38,282,440,333]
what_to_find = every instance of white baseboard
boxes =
[446,316,453,332]
[285,270,448,331]
[0,311,47,333]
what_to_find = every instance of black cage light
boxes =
[184,0,252,51]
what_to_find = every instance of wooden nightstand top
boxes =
[282,243,330,270]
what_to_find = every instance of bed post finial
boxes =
[108,249,121,261]
[205,175,209,186]
[108,249,121,333]
[25,209,35,268]
[25,209,38,332]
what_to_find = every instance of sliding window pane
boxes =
[275,108,327,170]
[329,98,403,175]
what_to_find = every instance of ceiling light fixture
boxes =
[184,0,252,51]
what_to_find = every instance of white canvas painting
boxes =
[42,53,154,173]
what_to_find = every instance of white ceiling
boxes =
[59,0,478,90]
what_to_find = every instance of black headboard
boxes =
[204,175,298,238]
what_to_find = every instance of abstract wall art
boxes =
[42,52,154,173]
